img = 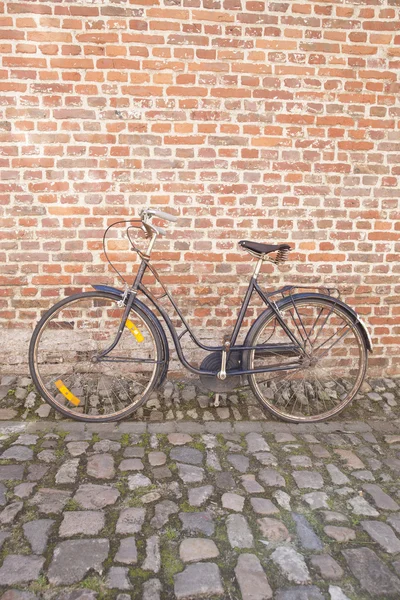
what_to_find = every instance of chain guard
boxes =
[199,351,242,392]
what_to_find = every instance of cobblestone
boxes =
[0,377,400,598]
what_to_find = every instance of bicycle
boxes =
[29,207,372,423]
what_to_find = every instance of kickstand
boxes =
[213,393,220,408]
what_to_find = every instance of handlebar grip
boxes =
[149,209,178,223]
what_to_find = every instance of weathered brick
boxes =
[0,1,398,376]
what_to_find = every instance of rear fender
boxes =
[243,292,372,361]
[277,293,373,353]
[92,285,170,386]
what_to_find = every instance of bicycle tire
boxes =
[243,294,368,423]
[29,291,165,422]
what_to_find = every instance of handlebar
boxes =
[141,208,177,223]
[140,207,177,237]
[146,209,178,223]
[140,208,178,235]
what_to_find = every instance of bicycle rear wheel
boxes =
[245,295,368,422]
[29,291,164,422]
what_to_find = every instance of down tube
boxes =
[137,284,211,376]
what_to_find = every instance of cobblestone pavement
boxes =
[1,376,400,599]
[1,376,400,424]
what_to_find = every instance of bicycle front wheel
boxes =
[29,292,164,422]
[246,295,368,422]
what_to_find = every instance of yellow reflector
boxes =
[125,319,144,343]
[55,380,81,406]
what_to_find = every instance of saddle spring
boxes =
[269,247,290,265]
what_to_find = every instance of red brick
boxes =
[0,2,398,376]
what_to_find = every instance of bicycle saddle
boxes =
[239,240,292,256]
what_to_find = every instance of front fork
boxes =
[94,255,150,362]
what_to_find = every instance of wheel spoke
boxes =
[249,298,366,422]
[31,293,160,422]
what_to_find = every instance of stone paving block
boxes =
[258,517,290,542]
[13,484,35,500]
[335,449,365,469]
[55,458,79,484]
[275,586,324,600]
[170,447,203,465]
[271,546,311,585]
[328,586,351,600]
[73,483,120,509]
[292,471,323,490]
[174,562,224,598]
[142,535,161,572]
[255,452,278,466]
[324,526,356,543]
[292,513,323,550]
[258,468,285,487]
[1,446,33,461]
[116,508,146,535]
[235,553,272,600]
[0,555,44,586]
[115,536,138,565]
[388,514,400,535]
[0,590,39,600]
[143,578,162,600]
[106,566,132,590]
[168,433,192,445]
[176,462,204,483]
[310,554,344,580]
[343,547,400,597]
[363,483,400,511]
[227,514,254,548]
[59,511,105,537]
[227,453,249,472]
[0,465,24,481]
[151,500,178,529]
[302,492,329,510]
[250,497,279,515]
[188,485,213,507]
[222,492,245,512]
[273,490,291,511]
[180,511,215,536]
[119,458,144,472]
[47,539,109,585]
[347,495,379,516]
[0,501,23,524]
[87,453,115,479]
[361,520,400,554]
[23,519,54,554]
[326,464,349,485]
[127,473,152,490]
[148,451,166,466]
[179,538,219,563]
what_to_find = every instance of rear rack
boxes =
[277,285,341,300]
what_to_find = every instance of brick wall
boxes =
[0,0,399,376]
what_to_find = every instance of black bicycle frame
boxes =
[98,254,306,378]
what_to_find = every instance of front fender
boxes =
[92,285,170,386]
[92,284,124,298]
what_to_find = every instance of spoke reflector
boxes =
[55,379,81,406]
[125,319,144,342]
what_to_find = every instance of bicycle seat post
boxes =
[253,256,265,279]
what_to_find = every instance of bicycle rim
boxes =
[30,292,160,421]
[248,298,367,422]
